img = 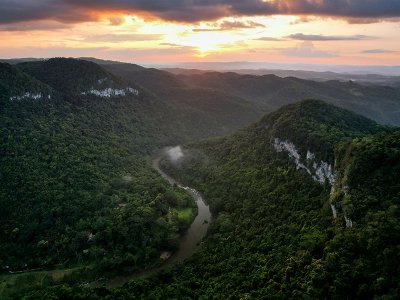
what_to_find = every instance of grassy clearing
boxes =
[175,208,195,222]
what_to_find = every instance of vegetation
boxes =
[1,58,399,299]
[0,62,53,104]
[17,58,138,96]
[155,101,399,299]
[102,61,400,126]
[20,100,400,299]
[103,64,264,137]
[178,71,400,126]
[0,60,197,281]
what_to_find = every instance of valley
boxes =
[2,0,400,297]
[0,58,399,299]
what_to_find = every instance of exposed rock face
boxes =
[313,162,335,185]
[330,204,338,218]
[10,92,51,101]
[345,216,353,228]
[81,87,139,98]
[273,138,335,185]
[273,138,353,227]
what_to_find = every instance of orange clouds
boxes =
[0,2,398,66]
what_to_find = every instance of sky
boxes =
[0,0,399,66]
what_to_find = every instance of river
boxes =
[105,149,212,287]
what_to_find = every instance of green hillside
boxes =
[156,100,399,299]
[0,61,195,282]
[2,58,400,299]
[100,63,264,136]
[17,58,137,96]
[0,59,264,298]
[100,60,400,127]
[178,71,400,126]
[0,63,53,104]
[21,100,400,299]
[91,59,400,127]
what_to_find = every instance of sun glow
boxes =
[175,32,226,54]
[162,17,269,57]
[0,11,398,64]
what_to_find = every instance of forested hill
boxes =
[24,100,400,299]
[258,99,390,162]
[17,58,141,98]
[155,100,399,299]
[3,58,261,140]
[0,63,53,103]
[98,62,263,136]
[2,57,399,298]
[98,59,400,126]
[177,72,400,126]
[0,58,193,283]
[0,58,260,297]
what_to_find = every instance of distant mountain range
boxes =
[86,58,400,126]
[159,61,400,76]
[2,57,400,78]
[164,67,400,87]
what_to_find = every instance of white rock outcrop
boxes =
[10,92,49,101]
[313,162,335,185]
[330,204,338,218]
[272,138,355,228]
[273,138,335,185]
[306,151,315,160]
[345,215,353,228]
[81,87,139,97]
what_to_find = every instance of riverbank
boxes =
[0,148,211,297]
[104,148,212,287]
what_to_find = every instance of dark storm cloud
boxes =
[288,33,376,41]
[0,21,70,31]
[0,0,92,24]
[2,0,400,24]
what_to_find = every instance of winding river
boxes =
[105,148,212,287]
[152,154,212,266]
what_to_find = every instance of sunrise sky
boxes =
[1,0,399,65]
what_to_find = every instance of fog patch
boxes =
[166,146,184,162]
